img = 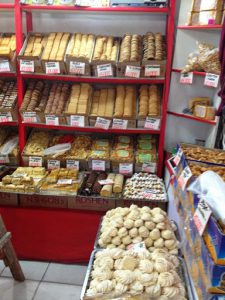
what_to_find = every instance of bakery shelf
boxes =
[0,72,16,78]
[0,121,18,126]
[21,73,165,84]
[21,5,169,14]
[0,3,15,10]
[167,111,217,125]
[177,25,222,30]
[22,123,161,135]
[172,69,206,77]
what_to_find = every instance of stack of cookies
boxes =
[67,33,95,60]
[65,83,92,115]
[143,32,165,61]
[90,88,115,118]
[139,85,160,117]
[92,36,119,61]
[114,85,136,118]
[44,82,70,115]
[41,32,70,61]
[119,34,142,62]
[20,81,44,112]
[23,34,47,58]
[0,80,17,110]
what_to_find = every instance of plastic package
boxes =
[43,143,71,156]
[0,136,18,155]
[187,171,225,225]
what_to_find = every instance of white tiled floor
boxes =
[0,260,87,300]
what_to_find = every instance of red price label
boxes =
[92,160,105,171]
[20,60,34,73]
[144,118,160,130]
[70,115,85,127]
[45,115,59,126]
[180,72,193,84]
[69,61,85,75]
[0,112,12,123]
[125,65,141,78]
[48,160,60,170]
[204,73,219,88]
[45,62,60,74]
[66,160,79,170]
[112,119,128,130]
[29,156,42,167]
[119,163,133,175]
[0,155,9,164]
[97,64,113,77]
[145,65,160,77]
[23,112,37,123]
[142,162,156,173]
[95,117,111,130]
[0,60,10,72]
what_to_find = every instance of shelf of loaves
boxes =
[21,132,158,175]
[19,81,162,130]
[17,32,166,79]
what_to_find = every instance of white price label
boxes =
[20,60,34,73]
[142,189,157,198]
[204,73,220,88]
[95,117,111,130]
[193,199,212,236]
[92,160,105,171]
[97,64,113,77]
[45,115,59,126]
[0,112,12,123]
[174,148,183,166]
[0,155,9,164]
[180,72,193,84]
[145,65,160,77]
[125,65,141,78]
[57,179,72,185]
[69,61,85,75]
[144,117,160,130]
[127,242,146,253]
[70,115,85,127]
[119,163,133,175]
[0,60,10,72]
[23,112,37,123]
[178,165,192,190]
[98,179,114,185]
[45,62,60,75]
[29,156,42,167]
[112,119,128,130]
[66,160,79,170]
[47,160,60,170]
[142,162,157,173]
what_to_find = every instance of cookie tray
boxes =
[80,249,194,300]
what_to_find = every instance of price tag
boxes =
[47,160,60,170]
[178,165,192,190]
[45,115,59,126]
[95,117,111,130]
[70,115,85,127]
[142,162,157,173]
[174,148,183,166]
[125,65,141,78]
[97,64,113,77]
[20,60,34,73]
[144,117,160,130]
[142,189,157,198]
[45,62,60,75]
[23,112,37,123]
[119,163,133,175]
[0,155,9,164]
[57,179,72,185]
[98,179,114,185]
[66,160,79,170]
[180,72,193,84]
[69,61,85,75]
[29,156,42,167]
[112,119,128,130]
[0,60,10,72]
[204,73,220,88]
[145,65,160,77]
[193,199,212,236]
[0,112,12,123]
[127,242,146,253]
[92,160,105,171]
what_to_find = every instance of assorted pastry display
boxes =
[113,85,136,119]
[136,135,157,164]
[93,36,119,62]
[143,32,165,61]
[0,80,17,111]
[90,88,115,118]
[0,128,19,162]
[86,247,187,299]
[119,34,142,63]
[80,172,124,197]
[189,162,225,181]
[138,85,161,118]
[0,34,16,59]
[0,167,47,193]
[23,131,50,156]
[22,33,47,58]
[67,33,95,61]
[110,136,134,163]
[123,173,166,201]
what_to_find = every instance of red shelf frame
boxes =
[0,72,16,78]
[11,0,176,177]
[22,123,161,135]
[167,111,217,125]
[21,5,169,13]
[0,121,18,126]
[0,3,15,10]
[21,73,165,84]
[172,69,206,76]
[177,25,222,30]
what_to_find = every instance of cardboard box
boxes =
[0,192,18,206]
[68,195,115,211]
[19,194,68,209]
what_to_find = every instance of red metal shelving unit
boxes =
[177,25,222,30]
[0,3,15,10]
[172,69,206,76]
[167,111,217,125]
[11,0,176,177]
